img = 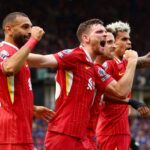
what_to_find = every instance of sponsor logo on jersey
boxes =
[0,50,9,59]
[87,78,95,90]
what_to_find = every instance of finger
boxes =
[39,115,49,123]
[138,107,149,116]
[45,110,56,117]
[43,113,54,121]
[43,108,55,115]
[138,108,145,115]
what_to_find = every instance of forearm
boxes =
[3,37,38,75]
[115,61,137,96]
[27,53,58,69]
[137,53,150,69]
[103,94,128,104]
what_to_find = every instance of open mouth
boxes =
[100,40,106,47]
[126,46,132,50]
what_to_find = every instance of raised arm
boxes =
[3,26,44,75]
[105,50,138,97]
[27,53,58,69]
[137,52,150,68]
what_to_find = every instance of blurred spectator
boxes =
[130,117,150,150]
[32,118,48,150]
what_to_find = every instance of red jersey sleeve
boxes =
[0,49,12,74]
[54,49,77,70]
[102,60,114,75]
[94,64,114,93]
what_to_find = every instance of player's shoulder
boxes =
[57,47,78,57]
[0,41,14,60]
[102,60,115,70]
[94,63,103,68]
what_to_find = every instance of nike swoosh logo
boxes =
[85,66,90,69]
[119,72,124,76]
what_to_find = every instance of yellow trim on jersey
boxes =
[65,71,73,96]
[7,76,14,104]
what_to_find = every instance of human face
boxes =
[103,32,116,59]
[115,31,131,58]
[86,24,107,55]
[9,16,32,48]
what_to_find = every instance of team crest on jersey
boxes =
[102,62,108,70]
[0,50,9,59]
[98,67,110,81]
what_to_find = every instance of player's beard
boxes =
[13,34,29,48]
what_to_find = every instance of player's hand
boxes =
[123,50,138,62]
[33,105,55,122]
[128,99,150,116]
[31,26,45,41]
[137,106,150,117]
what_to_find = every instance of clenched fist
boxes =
[123,50,138,62]
[31,26,45,41]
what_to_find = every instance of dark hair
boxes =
[106,28,117,38]
[76,18,103,42]
[2,12,28,30]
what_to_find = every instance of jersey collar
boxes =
[2,41,19,51]
[79,45,93,63]
[114,56,122,64]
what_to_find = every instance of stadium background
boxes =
[0,0,150,149]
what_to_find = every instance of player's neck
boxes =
[5,36,18,48]
[114,55,123,61]
[80,44,96,62]
[95,55,106,64]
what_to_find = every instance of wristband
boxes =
[24,37,38,51]
[128,99,146,110]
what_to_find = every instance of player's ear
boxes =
[4,24,13,35]
[82,34,90,43]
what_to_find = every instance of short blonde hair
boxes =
[106,21,130,38]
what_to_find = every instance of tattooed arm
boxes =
[137,52,150,68]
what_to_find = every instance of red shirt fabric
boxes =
[86,64,113,138]
[96,57,130,136]
[47,47,113,139]
[0,41,33,144]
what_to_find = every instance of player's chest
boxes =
[113,63,126,80]
[72,63,95,90]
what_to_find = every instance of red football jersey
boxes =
[86,64,113,138]
[96,57,130,136]
[0,41,33,144]
[47,47,113,139]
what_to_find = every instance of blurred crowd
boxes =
[130,117,150,150]
[32,118,48,150]
[33,117,150,150]
[0,0,150,55]
[1,0,150,86]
